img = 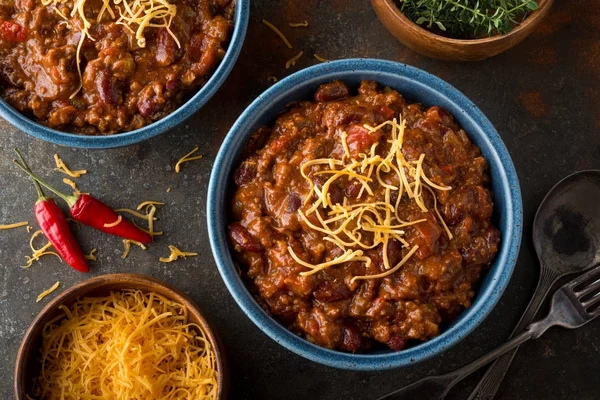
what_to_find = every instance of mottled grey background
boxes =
[1,0,599,399]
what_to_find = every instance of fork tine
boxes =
[570,265,600,290]
[582,293,600,310]
[576,277,600,299]
[591,305,600,317]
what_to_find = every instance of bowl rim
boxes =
[0,0,249,149]
[207,58,523,370]
[13,273,226,398]
[372,0,552,45]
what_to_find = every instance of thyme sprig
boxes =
[398,0,538,39]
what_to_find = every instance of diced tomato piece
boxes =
[0,21,28,42]
[346,124,382,156]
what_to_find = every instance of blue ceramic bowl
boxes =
[207,59,522,370]
[0,1,249,149]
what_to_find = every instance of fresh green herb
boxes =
[398,0,538,39]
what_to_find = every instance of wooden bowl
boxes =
[371,0,554,61]
[14,274,228,399]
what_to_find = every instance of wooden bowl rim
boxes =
[374,0,553,45]
[14,273,226,399]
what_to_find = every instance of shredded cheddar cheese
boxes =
[121,239,146,259]
[103,215,122,227]
[285,50,303,69]
[175,147,203,173]
[62,178,79,192]
[314,53,329,62]
[85,248,97,261]
[27,226,33,233]
[295,116,453,281]
[34,290,218,399]
[159,245,198,262]
[0,221,28,230]
[136,200,165,210]
[262,19,293,49]
[36,281,60,303]
[42,0,179,97]
[289,21,309,27]
[117,201,164,242]
[22,230,62,268]
[53,154,87,178]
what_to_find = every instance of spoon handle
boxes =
[467,269,559,400]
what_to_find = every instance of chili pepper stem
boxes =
[14,148,46,202]
[13,159,78,208]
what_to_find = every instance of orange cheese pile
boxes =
[35,290,218,399]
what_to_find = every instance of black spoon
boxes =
[378,169,600,400]
[467,169,600,400]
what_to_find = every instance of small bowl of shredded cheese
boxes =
[14,274,226,399]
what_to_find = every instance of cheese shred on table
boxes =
[62,177,79,192]
[262,19,293,49]
[285,50,303,69]
[0,221,28,230]
[34,290,218,399]
[159,245,198,262]
[117,201,164,245]
[294,116,453,283]
[175,147,203,173]
[54,154,87,178]
[85,248,97,261]
[121,239,146,259]
[314,53,328,62]
[289,21,308,27]
[36,281,60,303]
[22,230,62,268]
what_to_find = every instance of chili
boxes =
[0,21,27,42]
[15,150,88,272]
[13,159,152,244]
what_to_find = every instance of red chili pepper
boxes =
[15,150,89,272]
[0,21,28,42]
[13,157,153,245]
[71,194,152,243]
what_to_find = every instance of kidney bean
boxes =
[137,84,165,117]
[314,281,352,302]
[384,239,403,267]
[165,79,180,93]
[286,193,301,213]
[314,81,349,102]
[228,222,264,253]
[234,161,257,186]
[341,324,363,353]
[344,179,362,198]
[155,28,176,67]
[95,69,118,105]
[387,335,407,351]
[188,32,205,62]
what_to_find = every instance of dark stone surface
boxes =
[1,0,599,399]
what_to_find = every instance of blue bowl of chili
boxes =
[0,0,249,149]
[207,58,523,370]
